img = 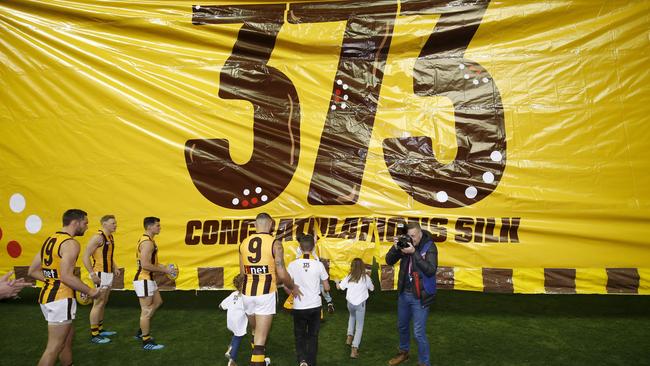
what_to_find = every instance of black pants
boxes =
[292,306,321,366]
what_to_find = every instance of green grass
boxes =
[2,286,650,366]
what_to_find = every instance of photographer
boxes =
[385,222,438,366]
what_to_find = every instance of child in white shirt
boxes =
[219,274,247,366]
[337,258,374,359]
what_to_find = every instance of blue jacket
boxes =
[385,230,438,307]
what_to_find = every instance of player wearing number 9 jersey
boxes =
[28,209,102,366]
[239,213,302,366]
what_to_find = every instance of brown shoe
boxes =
[346,335,353,346]
[388,350,409,365]
[350,347,359,358]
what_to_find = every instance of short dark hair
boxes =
[62,209,87,226]
[100,214,115,224]
[406,222,421,231]
[143,216,160,229]
[297,233,315,252]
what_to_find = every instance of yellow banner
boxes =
[1,0,649,294]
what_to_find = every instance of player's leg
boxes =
[57,323,75,365]
[38,323,71,366]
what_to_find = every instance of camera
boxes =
[395,223,412,249]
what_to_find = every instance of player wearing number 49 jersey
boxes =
[28,209,103,366]
[239,213,302,366]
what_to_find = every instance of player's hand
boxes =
[113,267,122,277]
[400,243,416,255]
[291,284,303,300]
[88,287,101,299]
[90,272,101,286]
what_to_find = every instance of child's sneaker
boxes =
[224,345,232,359]
[327,302,335,314]
[265,357,270,366]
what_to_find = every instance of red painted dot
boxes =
[0,226,3,241]
[335,89,341,95]
[7,241,21,258]
[251,197,258,204]
[241,200,249,207]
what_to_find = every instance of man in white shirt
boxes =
[287,234,330,366]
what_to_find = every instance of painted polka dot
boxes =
[343,95,348,101]
[9,193,26,213]
[490,151,503,162]
[7,240,21,258]
[232,198,240,206]
[337,79,343,85]
[341,103,347,109]
[342,84,348,90]
[242,200,249,208]
[482,77,489,83]
[465,186,478,199]
[331,105,336,111]
[473,79,479,85]
[483,172,495,184]
[436,191,448,203]
[243,189,250,196]
[261,195,268,202]
[195,5,201,10]
[464,74,470,79]
[459,64,465,70]
[251,197,259,204]
[25,214,42,234]
[255,187,262,194]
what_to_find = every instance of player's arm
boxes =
[28,252,45,282]
[60,239,99,297]
[82,233,102,285]
[139,240,171,274]
[273,240,302,297]
[238,244,245,275]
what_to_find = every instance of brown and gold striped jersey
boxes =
[134,234,158,281]
[91,230,114,273]
[38,232,76,304]
[240,233,277,296]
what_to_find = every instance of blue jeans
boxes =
[398,291,430,366]
[229,334,243,360]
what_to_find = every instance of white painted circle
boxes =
[343,95,348,101]
[436,191,448,203]
[331,105,336,110]
[483,172,495,184]
[464,74,470,79]
[232,198,240,205]
[482,77,489,83]
[195,5,200,10]
[465,186,478,199]
[490,151,503,162]
[255,187,262,194]
[459,64,465,70]
[342,84,348,90]
[243,189,250,196]
[25,215,42,234]
[337,79,343,85]
[9,193,26,213]
[261,195,268,202]
[341,103,347,109]
[473,79,479,85]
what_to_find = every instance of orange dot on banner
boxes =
[7,240,21,258]
[242,200,249,207]
[251,197,258,204]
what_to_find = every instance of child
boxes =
[219,274,247,366]
[337,258,374,359]
[287,234,330,366]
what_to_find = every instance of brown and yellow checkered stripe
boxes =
[380,266,649,294]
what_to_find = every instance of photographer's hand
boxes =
[400,243,416,255]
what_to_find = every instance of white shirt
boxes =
[339,274,374,306]
[287,254,329,310]
[219,291,248,336]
